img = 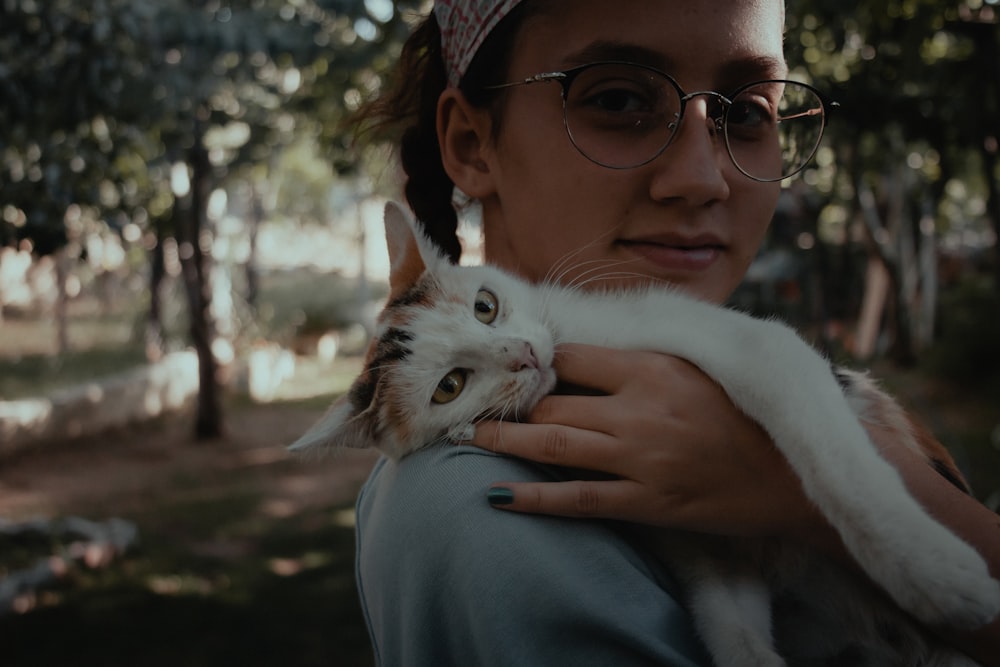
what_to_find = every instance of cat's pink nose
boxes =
[510,342,539,371]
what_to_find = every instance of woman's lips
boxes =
[619,239,723,272]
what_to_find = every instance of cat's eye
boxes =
[474,289,498,324]
[432,369,468,404]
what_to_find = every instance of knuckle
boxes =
[526,486,544,511]
[529,398,554,424]
[541,428,569,461]
[575,484,601,516]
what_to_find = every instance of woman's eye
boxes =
[432,369,467,404]
[589,86,650,113]
[474,288,498,324]
[726,96,775,138]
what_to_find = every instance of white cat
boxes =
[292,202,999,666]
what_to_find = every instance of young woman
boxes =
[352,1,1000,664]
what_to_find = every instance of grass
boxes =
[0,344,150,399]
[0,387,377,667]
[0,267,379,399]
[0,290,149,399]
[1,501,373,667]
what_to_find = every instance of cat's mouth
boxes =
[515,366,558,419]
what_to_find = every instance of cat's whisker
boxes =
[542,223,625,286]
[553,257,648,292]
[538,259,636,315]
[548,257,631,292]
[568,270,673,293]
[543,233,613,286]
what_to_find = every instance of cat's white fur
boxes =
[292,202,999,666]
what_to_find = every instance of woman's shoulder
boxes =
[356,443,614,560]
[358,443,558,519]
[355,444,711,666]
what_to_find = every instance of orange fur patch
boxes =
[387,231,427,303]
[858,378,971,494]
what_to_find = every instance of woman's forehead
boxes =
[511,0,786,84]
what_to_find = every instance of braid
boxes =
[350,16,461,263]
[397,18,461,263]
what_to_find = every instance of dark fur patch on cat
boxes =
[932,458,973,495]
[387,277,434,309]
[349,328,414,411]
[832,367,855,392]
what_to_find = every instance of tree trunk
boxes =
[245,183,262,310]
[855,171,921,366]
[176,129,223,440]
[145,223,166,362]
[983,143,1000,296]
[916,198,938,349]
[55,247,70,356]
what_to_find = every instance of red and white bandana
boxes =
[434,0,525,87]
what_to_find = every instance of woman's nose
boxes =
[648,97,731,205]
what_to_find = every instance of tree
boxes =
[1,0,426,438]
[785,0,999,362]
[0,0,158,349]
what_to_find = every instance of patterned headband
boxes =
[434,0,526,87]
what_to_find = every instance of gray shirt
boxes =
[355,443,711,666]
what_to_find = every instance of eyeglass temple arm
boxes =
[482,72,567,90]
[777,99,840,123]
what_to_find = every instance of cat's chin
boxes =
[521,367,558,412]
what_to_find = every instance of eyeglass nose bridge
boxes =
[676,90,733,135]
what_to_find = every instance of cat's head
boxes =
[289,202,557,460]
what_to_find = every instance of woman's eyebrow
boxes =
[718,55,789,87]
[561,43,788,84]
[560,41,671,70]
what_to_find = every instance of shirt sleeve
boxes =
[355,443,711,667]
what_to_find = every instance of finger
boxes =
[554,344,696,393]
[485,479,646,521]
[552,343,636,393]
[470,420,625,474]
[527,394,618,434]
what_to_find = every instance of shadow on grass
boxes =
[1,501,373,667]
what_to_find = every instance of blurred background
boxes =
[0,0,998,665]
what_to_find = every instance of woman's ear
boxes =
[437,88,497,198]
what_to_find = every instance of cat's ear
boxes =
[290,335,382,455]
[288,395,379,455]
[384,202,433,301]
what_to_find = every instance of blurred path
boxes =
[0,401,379,521]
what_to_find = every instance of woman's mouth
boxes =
[619,238,724,272]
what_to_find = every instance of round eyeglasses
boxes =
[484,61,839,182]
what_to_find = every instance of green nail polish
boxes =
[487,487,514,506]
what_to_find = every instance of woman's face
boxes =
[476,0,786,304]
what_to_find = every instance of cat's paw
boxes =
[878,541,1000,628]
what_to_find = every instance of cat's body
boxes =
[292,203,999,666]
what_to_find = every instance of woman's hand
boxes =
[470,343,826,540]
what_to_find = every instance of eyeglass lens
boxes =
[561,63,826,181]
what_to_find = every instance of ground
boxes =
[0,359,382,667]
[0,401,379,523]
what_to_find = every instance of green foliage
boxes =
[254,268,385,343]
[0,0,425,256]
[0,345,149,400]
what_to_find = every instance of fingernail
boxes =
[451,424,476,443]
[487,487,514,506]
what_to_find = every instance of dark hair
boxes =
[350,5,536,262]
